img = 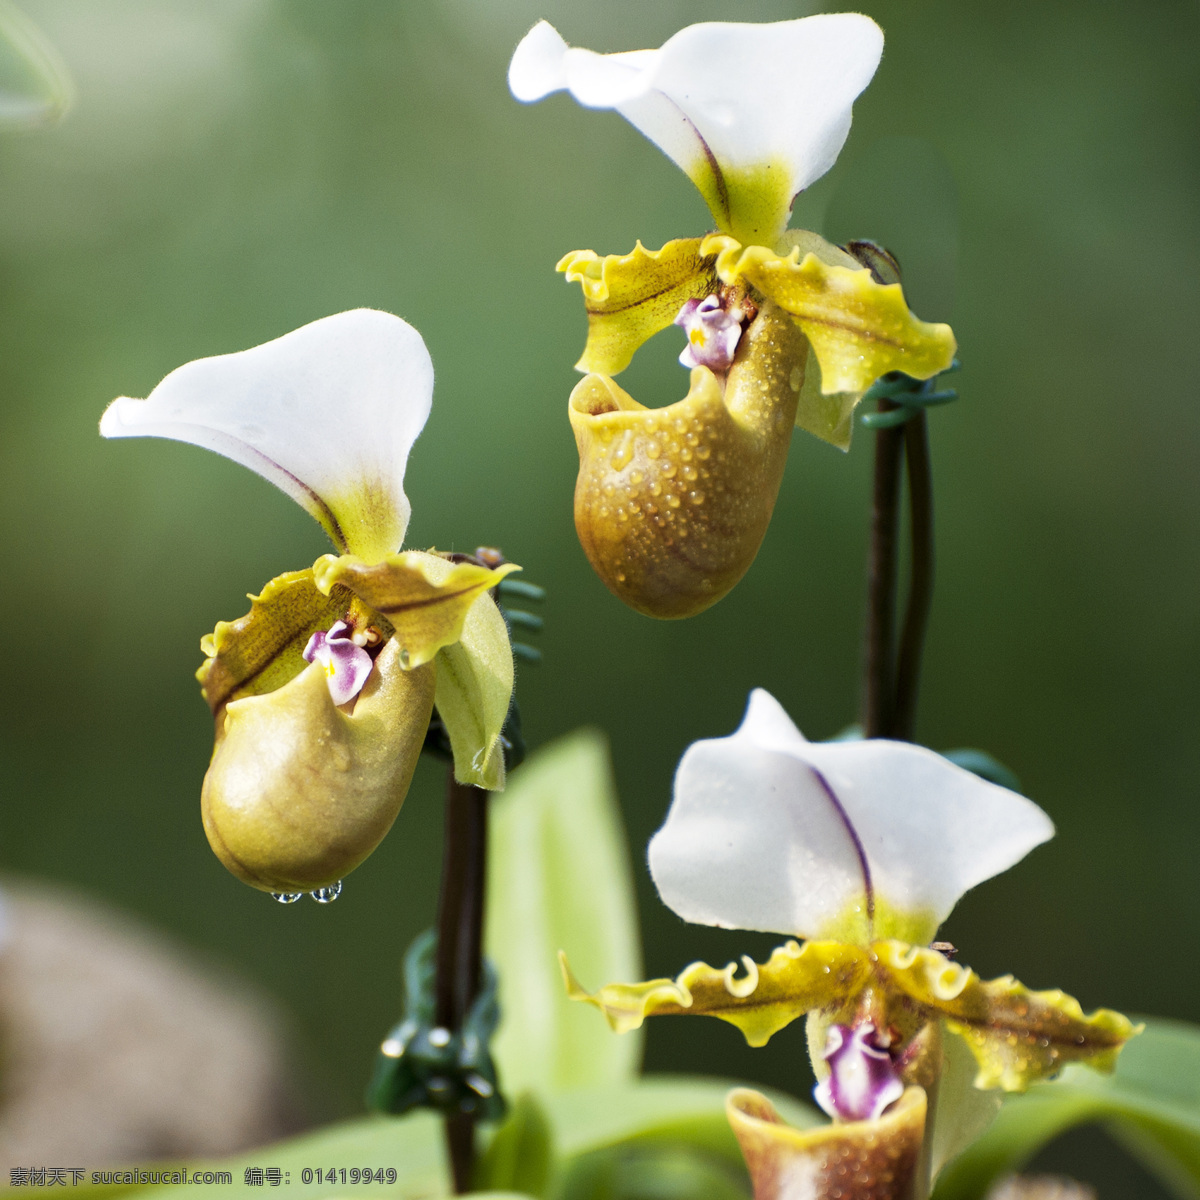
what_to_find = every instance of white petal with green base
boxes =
[509,16,884,244]
[99,309,432,563]
[648,689,1055,944]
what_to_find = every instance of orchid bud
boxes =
[202,637,435,895]
[569,300,807,619]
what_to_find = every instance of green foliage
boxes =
[475,1094,556,1197]
[50,1077,810,1200]
[484,729,643,1095]
[933,1017,1200,1200]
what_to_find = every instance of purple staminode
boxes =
[674,294,744,373]
[813,1022,904,1123]
[303,620,374,706]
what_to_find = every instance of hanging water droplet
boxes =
[309,880,343,903]
[272,892,303,904]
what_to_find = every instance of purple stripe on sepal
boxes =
[813,1022,904,1123]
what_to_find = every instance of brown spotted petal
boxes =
[704,233,956,410]
[569,298,808,618]
[561,939,870,1047]
[727,1086,927,1200]
[312,550,518,669]
[874,942,1140,1091]
[197,568,350,721]
[558,238,715,376]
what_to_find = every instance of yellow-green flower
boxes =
[510,18,957,619]
[564,691,1137,1199]
[101,310,517,898]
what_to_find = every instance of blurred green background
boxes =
[1,0,1197,1194]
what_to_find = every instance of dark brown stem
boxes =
[894,412,935,741]
[863,399,905,738]
[434,772,489,1194]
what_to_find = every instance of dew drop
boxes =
[310,880,343,904]
[272,892,303,904]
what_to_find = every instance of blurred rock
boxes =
[0,878,305,1168]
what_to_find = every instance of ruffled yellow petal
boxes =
[197,568,349,719]
[561,940,870,1048]
[569,299,806,619]
[727,1086,927,1200]
[202,638,435,893]
[558,239,715,375]
[312,550,518,670]
[874,941,1140,1091]
[703,232,956,404]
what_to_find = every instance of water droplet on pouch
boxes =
[272,892,303,904]
[309,881,343,903]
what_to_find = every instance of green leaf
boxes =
[547,1077,818,1200]
[932,1017,1200,1200]
[547,1076,819,1163]
[485,729,643,1094]
[475,1093,557,1198]
[557,1144,749,1200]
[72,1078,815,1200]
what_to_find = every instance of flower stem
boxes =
[863,399,904,738]
[894,411,935,741]
[435,771,489,1194]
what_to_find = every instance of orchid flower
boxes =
[101,310,517,899]
[564,691,1137,1200]
[510,17,957,619]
